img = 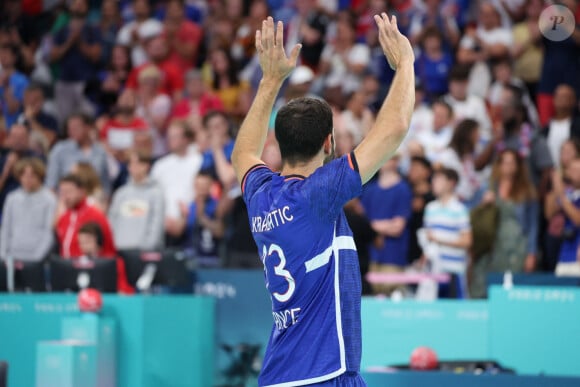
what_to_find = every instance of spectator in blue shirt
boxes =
[547,158,580,277]
[415,27,453,101]
[361,155,413,295]
[201,111,236,189]
[176,170,224,268]
[0,43,29,129]
[49,0,102,125]
[17,84,59,153]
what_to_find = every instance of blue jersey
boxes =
[242,153,363,386]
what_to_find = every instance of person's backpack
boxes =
[470,203,499,259]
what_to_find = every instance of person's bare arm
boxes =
[212,142,237,188]
[231,17,301,183]
[429,229,472,249]
[354,14,415,184]
[3,87,21,114]
[545,191,560,219]
[371,217,407,237]
[560,194,580,226]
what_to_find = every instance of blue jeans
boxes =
[309,372,367,386]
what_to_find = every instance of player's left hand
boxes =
[256,17,301,83]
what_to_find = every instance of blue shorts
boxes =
[308,372,366,386]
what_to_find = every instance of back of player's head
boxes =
[275,97,333,165]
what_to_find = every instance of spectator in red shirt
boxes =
[125,35,184,100]
[101,90,149,158]
[163,0,203,72]
[171,69,224,127]
[56,174,116,259]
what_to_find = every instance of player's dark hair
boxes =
[275,97,333,166]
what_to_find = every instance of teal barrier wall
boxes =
[0,295,214,387]
[193,270,580,379]
[489,286,580,377]
[361,299,489,370]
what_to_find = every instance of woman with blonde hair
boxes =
[470,149,539,297]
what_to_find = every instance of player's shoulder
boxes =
[242,164,277,198]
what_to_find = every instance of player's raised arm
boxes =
[354,13,415,184]
[231,17,302,183]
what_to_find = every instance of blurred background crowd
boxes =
[0,0,579,298]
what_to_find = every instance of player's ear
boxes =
[323,133,333,155]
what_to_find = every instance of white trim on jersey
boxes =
[332,223,347,374]
[304,236,356,273]
[262,223,352,387]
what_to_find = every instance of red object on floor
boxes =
[410,347,439,370]
[78,288,103,313]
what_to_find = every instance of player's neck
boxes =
[280,158,323,178]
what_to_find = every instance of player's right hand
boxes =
[374,13,414,70]
[255,17,301,83]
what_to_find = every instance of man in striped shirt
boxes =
[423,167,472,298]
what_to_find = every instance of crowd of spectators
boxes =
[0,0,579,298]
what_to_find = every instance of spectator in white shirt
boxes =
[399,81,433,175]
[319,11,370,95]
[445,65,492,139]
[340,90,374,145]
[418,99,455,163]
[457,1,513,65]
[438,119,485,208]
[150,121,202,239]
[116,0,163,66]
[457,1,513,97]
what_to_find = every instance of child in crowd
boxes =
[422,167,472,298]
[77,222,134,294]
